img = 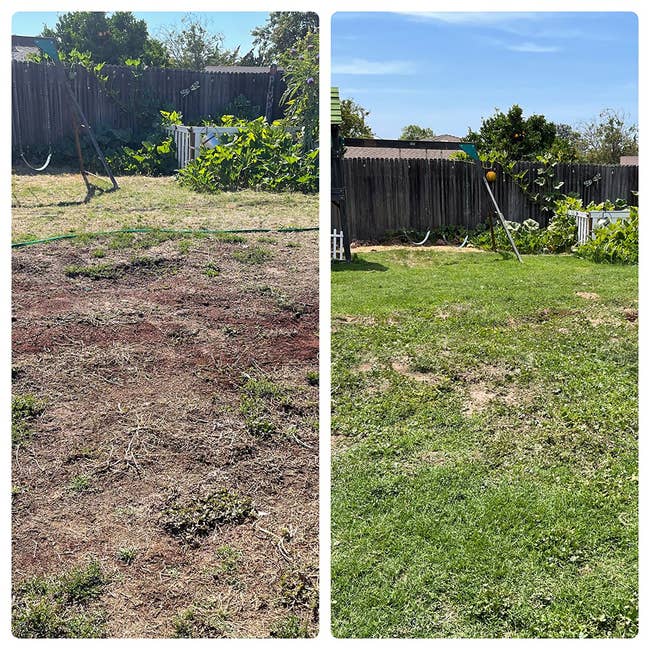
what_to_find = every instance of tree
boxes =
[548,123,583,162]
[577,109,638,164]
[279,31,319,151]
[160,14,241,70]
[466,104,556,161]
[41,11,169,66]
[251,12,319,64]
[340,98,374,138]
[399,124,436,140]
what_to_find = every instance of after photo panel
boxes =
[330,10,638,639]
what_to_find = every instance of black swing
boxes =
[12,63,53,172]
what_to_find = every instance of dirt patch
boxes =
[623,308,638,323]
[352,244,485,254]
[576,291,600,300]
[390,360,440,385]
[12,232,318,638]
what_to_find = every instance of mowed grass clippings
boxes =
[331,247,637,638]
[11,171,318,242]
[12,229,319,638]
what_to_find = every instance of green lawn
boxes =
[331,248,637,638]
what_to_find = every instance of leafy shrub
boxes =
[108,135,177,176]
[472,217,546,254]
[176,117,318,194]
[472,196,635,258]
[545,195,582,252]
[576,207,638,264]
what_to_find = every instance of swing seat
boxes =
[20,150,52,172]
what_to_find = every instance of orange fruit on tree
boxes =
[486,170,497,182]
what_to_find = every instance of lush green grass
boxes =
[331,248,637,638]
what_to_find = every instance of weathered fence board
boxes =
[341,157,639,241]
[12,61,286,149]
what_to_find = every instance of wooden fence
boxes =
[11,61,287,149]
[341,157,639,240]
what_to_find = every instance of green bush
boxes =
[472,196,636,260]
[176,117,318,194]
[576,207,638,264]
[472,218,547,254]
[108,135,177,176]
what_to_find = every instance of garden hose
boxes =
[11,226,319,249]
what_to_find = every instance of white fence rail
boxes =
[331,229,345,261]
[165,125,240,169]
[569,209,631,245]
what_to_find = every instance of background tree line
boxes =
[37,11,318,70]
[339,97,637,165]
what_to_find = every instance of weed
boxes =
[177,239,192,254]
[203,262,221,278]
[214,232,246,244]
[245,417,278,438]
[286,241,301,248]
[108,231,135,250]
[233,246,273,265]
[161,489,254,544]
[11,394,44,446]
[64,263,120,280]
[173,599,231,638]
[91,248,106,258]
[270,614,311,638]
[306,371,319,386]
[279,569,317,610]
[116,547,137,565]
[258,236,278,244]
[68,474,91,493]
[12,561,107,638]
[208,546,242,584]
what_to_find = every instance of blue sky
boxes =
[12,12,269,52]
[332,12,638,138]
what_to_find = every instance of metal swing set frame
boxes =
[337,138,522,263]
[12,36,119,203]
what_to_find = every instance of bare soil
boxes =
[12,232,318,637]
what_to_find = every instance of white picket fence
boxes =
[165,125,240,169]
[569,209,631,245]
[331,229,345,261]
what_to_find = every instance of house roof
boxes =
[204,65,281,74]
[619,155,638,166]
[344,147,458,160]
[331,87,342,125]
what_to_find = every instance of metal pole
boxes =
[55,63,119,191]
[481,173,522,263]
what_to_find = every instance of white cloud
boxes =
[332,58,416,76]
[398,12,541,27]
[507,41,561,53]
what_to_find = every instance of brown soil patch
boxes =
[623,308,638,323]
[390,360,440,385]
[576,291,600,300]
[352,244,485,254]
[12,232,318,638]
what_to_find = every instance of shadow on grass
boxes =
[331,256,388,272]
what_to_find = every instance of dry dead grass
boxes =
[12,231,318,637]
[12,172,318,242]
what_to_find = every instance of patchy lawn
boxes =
[331,247,637,638]
[12,178,318,637]
[11,171,318,242]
